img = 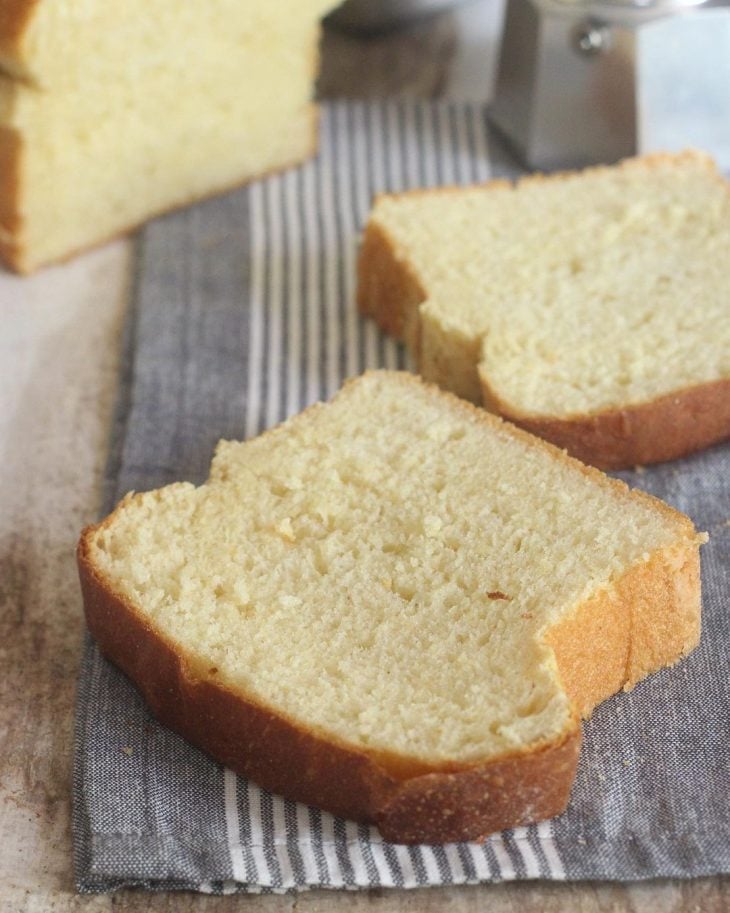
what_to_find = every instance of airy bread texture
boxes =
[358,152,730,469]
[0,0,336,273]
[78,372,705,843]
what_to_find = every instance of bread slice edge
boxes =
[0,0,39,79]
[480,371,730,470]
[357,156,730,468]
[76,372,705,843]
[78,524,584,843]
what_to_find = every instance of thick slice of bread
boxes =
[78,371,705,843]
[0,0,336,273]
[358,152,730,469]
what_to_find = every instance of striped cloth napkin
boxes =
[73,101,730,893]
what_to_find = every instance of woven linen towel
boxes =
[74,101,730,893]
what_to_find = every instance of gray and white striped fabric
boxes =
[74,101,730,893]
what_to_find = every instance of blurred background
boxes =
[322,0,730,171]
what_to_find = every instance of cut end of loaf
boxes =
[79,371,704,841]
[0,1,337,272]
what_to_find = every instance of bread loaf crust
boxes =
[78,530,583,843]
[0,0,38,66]
[545,542,701,718]
[0,4,328,273]
[77,396,703,845]
[358,212,730,470]
[357,218,427,357]
[481,375,730,471]
[0,125,21,270]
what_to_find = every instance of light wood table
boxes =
[1,3,726,910]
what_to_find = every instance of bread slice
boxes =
[0,0,336,273]
[77,371,705,844]
[358,152,730,469]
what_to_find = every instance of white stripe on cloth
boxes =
[538,819,567,879]
[490,833,517,880]
[264,176,284,430]
[301,140,322,408]
[271,795,295,886]
[223,768,248,882]
[316,105,341,400]
[290,802,316,883]
[353,103,380,373]
[245,181,265,440]
[246,781,273,884]
[284,167,303,419]
[511,826,542,878]
[332,104,359,381]
[467,843,495,880]
[319,811,344,886]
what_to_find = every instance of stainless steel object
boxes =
[489,0,730,170]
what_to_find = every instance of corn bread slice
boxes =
[0,0,336,273]
[78,371,704,843]
[358,152,730,469]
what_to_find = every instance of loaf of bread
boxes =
[77,371,705,843]
[358,152,730,469]
[0,0,336,273]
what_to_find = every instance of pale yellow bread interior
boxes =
[85,372,702,770]
[364,152,730,417]
[0,0,336,272]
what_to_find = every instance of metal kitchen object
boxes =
[489,0,730,171]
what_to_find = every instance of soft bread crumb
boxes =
[0,0,337,272]
[87,372,702,767]
[362,152,730,417]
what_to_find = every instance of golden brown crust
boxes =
[363,150,718,206]
[76,371,704,844]
[374,733,580,844]
[480,375,730,471]
[516,148,721,192]
[358,158,730,468]
[77,524,581,844]
[0,0,39,66]
[546,542,701,719]
[0,125,21,270]
[356,219,426,356]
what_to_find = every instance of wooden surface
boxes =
[0,3,727,910]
